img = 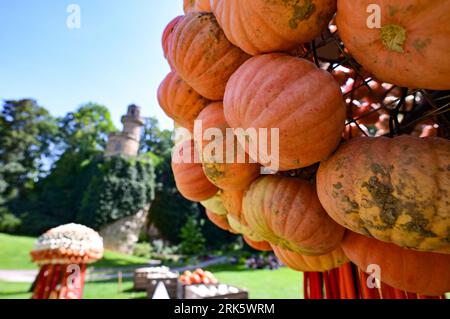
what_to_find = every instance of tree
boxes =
[58,102,116,153]
[19,153,156,235]
[179,216,206,256]
[77,154,156,228]
[140,117,173,158]
[0,99,58,202]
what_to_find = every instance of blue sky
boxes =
[0,0,183,130]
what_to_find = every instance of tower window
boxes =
[115,142,122,152]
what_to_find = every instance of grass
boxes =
[206,264,302,299]
[0,232,302,299]
[0,233,36,270]
[0,266,301,299]
[0,233,150,270]
[0,279,147,300]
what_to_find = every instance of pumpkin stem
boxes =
[380,24,406,53]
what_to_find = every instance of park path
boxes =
[0,256,229,283]
[0,270,38,282]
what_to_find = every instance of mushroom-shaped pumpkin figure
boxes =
[30,223,104,299]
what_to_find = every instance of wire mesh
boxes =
[292,20,450,140]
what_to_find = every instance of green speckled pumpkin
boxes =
[317,136,450,254]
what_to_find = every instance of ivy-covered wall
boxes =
[18,153,155,235]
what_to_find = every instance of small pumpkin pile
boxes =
[179,268,218,286]
[157,0,450,299]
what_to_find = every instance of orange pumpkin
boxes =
[211,0,337,55]
[201,192,228,216]
[272,245,349,272]
[244,236,273,252]
[336,0,450,90]
[206,209,232,232]
[224,53,346,171]
[171,140,218,201]
[227,214,263,241]
[158,71,210,132]
[168,12,250,100]
[221,189,245,224]
[342,232,450,296]
[184,0,211,13]
[196,102,261,191]
[162,16,183,67]
[317,136,450,254]
[243,176,345,256]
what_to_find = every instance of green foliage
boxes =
[132,242,153,259]
[0,208,21,233]
[0,99,58,203]
[140,117,173,158]
[78,155,156,228]
[17,150,102,235]
[18,154,155,234]
[179,216,206,256]
[58,102,117,153]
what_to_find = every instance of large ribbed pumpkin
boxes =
[162,16,183,67]
[211,0,337,55]
[171,140,218,201]
[206,209,232,232]
[221,189,245,224]
[201,191,227,216]
[227,214,264,242]
[168,12,250,100]
[224,54,346,171]
[272,245,349,272]
[184,0,211,13]
[243,176,345,256]
[196,102,261,191]
[244,236,273,252]
[158,71,210,132]
[317,136,450,254]
[336,0,450,90]
[342,232,450,296]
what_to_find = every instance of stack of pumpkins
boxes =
[158,0,450,297]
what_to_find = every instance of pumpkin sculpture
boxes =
[317,136,450,254]
[196,102,261,191]
[171,139,218,202]
[224,53,346,171]
[211,0,337,55]
[162,15,183,67]
[336,0,450,90]
[158,71,210,132]
[272,245,349,272]
[342,232,450,296]
[184,0,211,13]
[168,12,250,100]
[243,176,346,256]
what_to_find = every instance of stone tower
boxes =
[105,104,144,157]
[101,104,148,254]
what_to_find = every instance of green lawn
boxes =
[0,233,150,270]
[207,264,302,299]
[0,232,302,299]
[0,266,301,299]
[0,233,36,270]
